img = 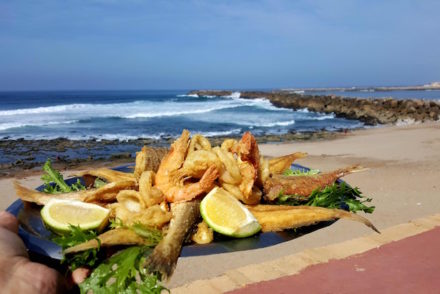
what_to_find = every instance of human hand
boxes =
[0,211,67,293]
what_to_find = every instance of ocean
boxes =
[0,90,364,141]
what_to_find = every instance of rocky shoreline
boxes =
[189,90,440,125]
[5,89,438,178]
[0,131,343,178]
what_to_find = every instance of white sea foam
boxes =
[176,94,199,98]
[313,114,335,120]
[223,92,241,99]
[0,91,359,140]
[196,129,242,137]
[250,120,296,127]
[0,104,89,116]
[123,104,244,119]
[0,120,78,131]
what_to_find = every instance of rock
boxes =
[407,106,417,114]
[110,152,132,160]
[190,90,440,125]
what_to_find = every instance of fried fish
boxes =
[144,200,201,279]
[247,204,379,233]
[264,165,367,201]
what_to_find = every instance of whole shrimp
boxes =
[155,130,219,203]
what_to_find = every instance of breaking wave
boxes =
[0,91,362,139]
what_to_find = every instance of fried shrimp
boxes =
[238,131,260,172]
[155,130,219,202]
[221,138,239,153]
[139,171,164,207]
[155,130,190,191]
[178,150,222,179]
[188,134,211,154]
[213,147,242,185]
[237,160,260,204]
[165,165,219,203]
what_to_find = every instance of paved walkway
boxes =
[231,226,440,294]
[171,214,440,293]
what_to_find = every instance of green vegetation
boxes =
[41,159,85,193]
[79,246,168,294]
[52,225,101,270]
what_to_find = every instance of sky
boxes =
[0,0,439,90]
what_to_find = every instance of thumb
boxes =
[0,211,19,234]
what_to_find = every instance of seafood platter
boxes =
[8,130,378,293]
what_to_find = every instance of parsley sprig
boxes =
[52,225,102,270]
[41,159,85,193]
[79,246,168,294]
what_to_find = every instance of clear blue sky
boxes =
[0,0,439,90]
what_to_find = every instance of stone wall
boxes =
[189,90,440,125]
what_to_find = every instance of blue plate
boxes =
[6,163,338,260]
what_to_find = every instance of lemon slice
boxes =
[200,187,261,238]
[41,199,110,234]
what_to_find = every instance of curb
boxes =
[171,213,440,293]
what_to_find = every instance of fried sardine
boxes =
[64,228,154,254]
[144,200,201,279]
[247,204,379,233]
[14,180,136,205]
[74,168,136,184]
[264,165,366,201]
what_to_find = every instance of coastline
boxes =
[0,130,345,179]
[2,89,439,179]
[190,90,440,125]
[2,121,439,289]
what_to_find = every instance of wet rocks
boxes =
[190,90,440,125]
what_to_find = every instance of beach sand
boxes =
[1,122,439,288]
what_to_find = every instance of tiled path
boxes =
[231,225,440,294]
[172,214,440,293]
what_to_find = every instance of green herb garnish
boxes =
[307,182,375,213]
[283,168,320,176]
[79,246,168,294]
[41,159,86,193]
[277,168,374,213]
[276,182,375,213]
[52,225,101,270]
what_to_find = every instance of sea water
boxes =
[0,90,363,140]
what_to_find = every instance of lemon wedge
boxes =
[41,199,110,234]
[200,187,261,238]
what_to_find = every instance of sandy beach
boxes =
[1,122,439,289]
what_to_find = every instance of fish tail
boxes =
[293,152,308,160]
[144,244,178,280]
[14,181,43,203]
[335,165,369,178]
[337,209,380,233]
